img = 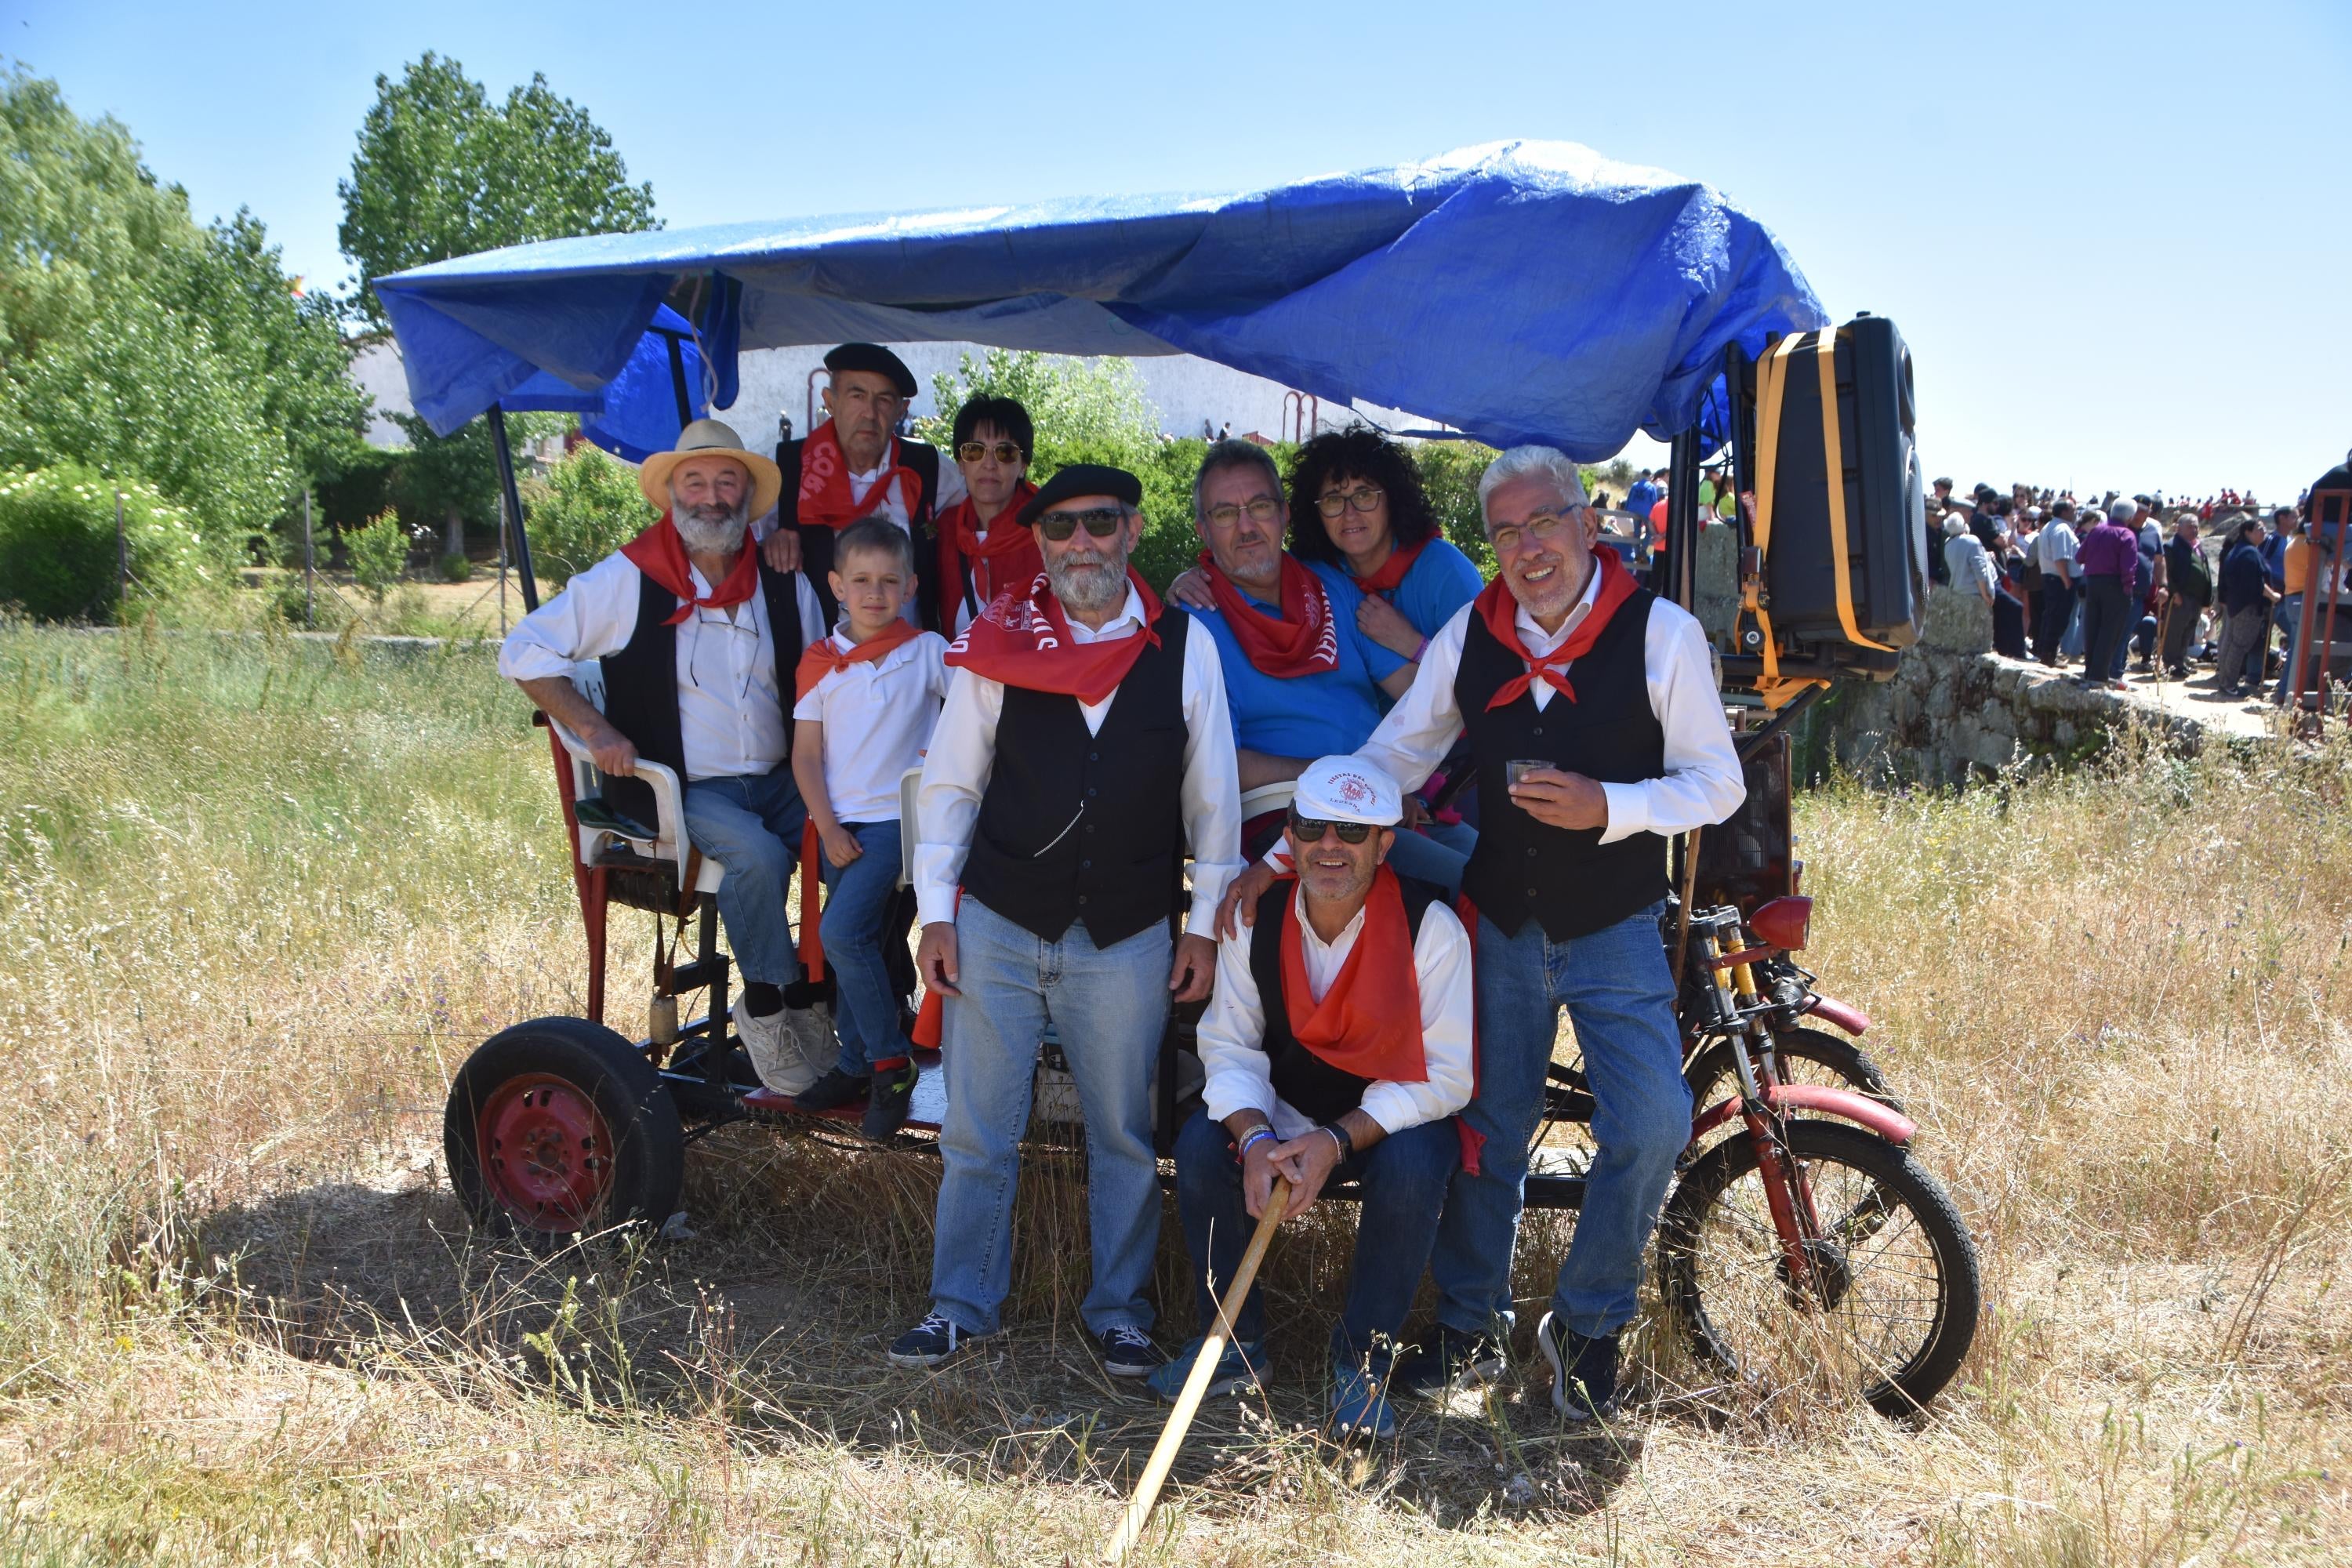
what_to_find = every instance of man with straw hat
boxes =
[499,419,831,1098]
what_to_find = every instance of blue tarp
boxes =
[377,140,1828,459]
[495,303,710,463]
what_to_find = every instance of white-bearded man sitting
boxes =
[499,420,830,1100]
[1149,757,1472,1439]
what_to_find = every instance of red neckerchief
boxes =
[793,619,924,702]
[1475,546,1639,710]
[1277,866,1427,1085]
[945,568,1163,706]
[1198,550,1339,677]
[619,514,760,626]
[797,419,921,531]
[1352,536,1427,596]
[938,484,1042,611]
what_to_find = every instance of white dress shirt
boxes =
[498,550,824,782]
[790,629,949,822]
[753,437,968,629]
[1357,565,1745,843]
[1197,884,1474,1139]
[913,583,1243,932]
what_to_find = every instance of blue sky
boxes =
[9,0,2347,500]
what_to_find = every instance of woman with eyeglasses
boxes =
[935,395,1044,634]
[1287,429,1486,659]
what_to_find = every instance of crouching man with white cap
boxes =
[1149,756,1471,1438]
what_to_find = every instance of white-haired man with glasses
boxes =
[891,463,1243,1381]
[1219,445,1743,1420]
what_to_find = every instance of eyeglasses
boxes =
[1486,509,1576,555]
[1036,506,1127,542]
[1315,485,1384,518]
[1203,496,1283,528]
[957,441,1024,465]
[1287,811,1374,845]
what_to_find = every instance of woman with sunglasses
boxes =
[935,395,1044,634]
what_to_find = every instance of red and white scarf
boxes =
[937,484,1042,612]
[1475,546,1639,710]
[945,568,1162,705]
[619,514,759,626]
[797,419,922,532]
[1198,550,1339,677]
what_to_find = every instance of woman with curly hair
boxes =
[1287,428,1485,659]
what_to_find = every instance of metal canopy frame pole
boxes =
[486,404,539,615]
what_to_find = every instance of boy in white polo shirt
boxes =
[789,517,950,1137]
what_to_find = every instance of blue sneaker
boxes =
[1145,1336,1267,1403]
[1327,1364,1396,1438]
[1535,1312,1620,1421]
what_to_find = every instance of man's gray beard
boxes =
[673,501,748,556]
[1047,544,1129,615]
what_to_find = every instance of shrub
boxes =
[345,512,411,601]
[0,464,219,621]
[523,442,648,586]
[437,552,474,583]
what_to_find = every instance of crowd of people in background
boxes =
[1922,477,2320,704]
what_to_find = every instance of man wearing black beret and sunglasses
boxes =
[1153,754,1470,1439]
[891,463,1243,1381]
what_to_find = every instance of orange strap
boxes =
[1814,331,1895,655]
[1744,334,1831,711]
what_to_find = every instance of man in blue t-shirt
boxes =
[1183,441,1466,893]
[1624,470,1659,524]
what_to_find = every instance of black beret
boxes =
[1017,463,1142,527]
[823,342,917,398]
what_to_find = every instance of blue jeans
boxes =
[928,895,1171,1337]
[681,765,807,988]
[1432,902,1690,1341]
[1384,825,1469,898]
[1172,1109,1456,1368]
[818,821,909,1074]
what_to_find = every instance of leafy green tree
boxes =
[521,442,652,586]
[337,54,656,554]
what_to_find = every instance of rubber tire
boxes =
[1657,1119,1979,1416]
[444,1015,685,1244]
[1686,1026,1902,1118]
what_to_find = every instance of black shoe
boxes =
[1095,1324,1166,1378]
[793,1066,870,1113]
[862,1059,919,1140]
[1392,1324,1506,1400]
[1535,1313,1620,1421]
[887,1312,993,1368]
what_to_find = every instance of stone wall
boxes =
[1808,583,2209,785]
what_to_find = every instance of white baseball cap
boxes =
[1291,756,1403,828]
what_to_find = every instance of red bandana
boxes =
[793,618,924,702]
[797,420,921,532]
[938,485,1043,612]
[1199,550,1339,677]
[1352,536,1427,596]
[1278,866,1428,1085]
[945,568,1163,705]
[1475,546,1639,710]
[619,514,760,626]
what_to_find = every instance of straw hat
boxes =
[637,419,783,519]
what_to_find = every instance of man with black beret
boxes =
[760,343,966,632]
[888,463,1243,1379]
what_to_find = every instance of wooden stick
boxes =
[1672,826,1704,986]
[1104,1175,1290,1563]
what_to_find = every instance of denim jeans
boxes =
[1430,902,1690,1341]
[1383,824,1469,898]
[927,895,1171,1337]
[680,764,807,988]
[1172,1109,1457,1368]
[818,820,909,1074]
[2273,594,2305,705]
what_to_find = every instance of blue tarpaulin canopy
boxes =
[378,140,1828,461]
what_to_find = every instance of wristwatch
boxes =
[1319,1120,1356,1162]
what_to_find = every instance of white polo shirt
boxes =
[791,628,950,823]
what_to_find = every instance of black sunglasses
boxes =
[1036,506,1127,542]
[1287,811,1374,844]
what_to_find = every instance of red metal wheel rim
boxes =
[477,1072,615,1231]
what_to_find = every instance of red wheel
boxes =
[445,1017,684,1242]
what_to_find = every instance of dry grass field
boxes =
[0,622,2347,1566]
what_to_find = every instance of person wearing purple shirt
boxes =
[2074,498,2142,688]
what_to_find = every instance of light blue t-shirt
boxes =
[1184,561,1406,761]
[1372,537,1486,641]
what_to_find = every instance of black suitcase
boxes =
[1744,314,1929,671]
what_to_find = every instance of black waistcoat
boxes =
[1246,874,1443,1124]
[595,560,804,828]
[960,610,1191,946]
[1455,589,1666,940]
[777,437,943,632]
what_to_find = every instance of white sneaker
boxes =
[737,1004,818,1095]
[781,1001,836,1092]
